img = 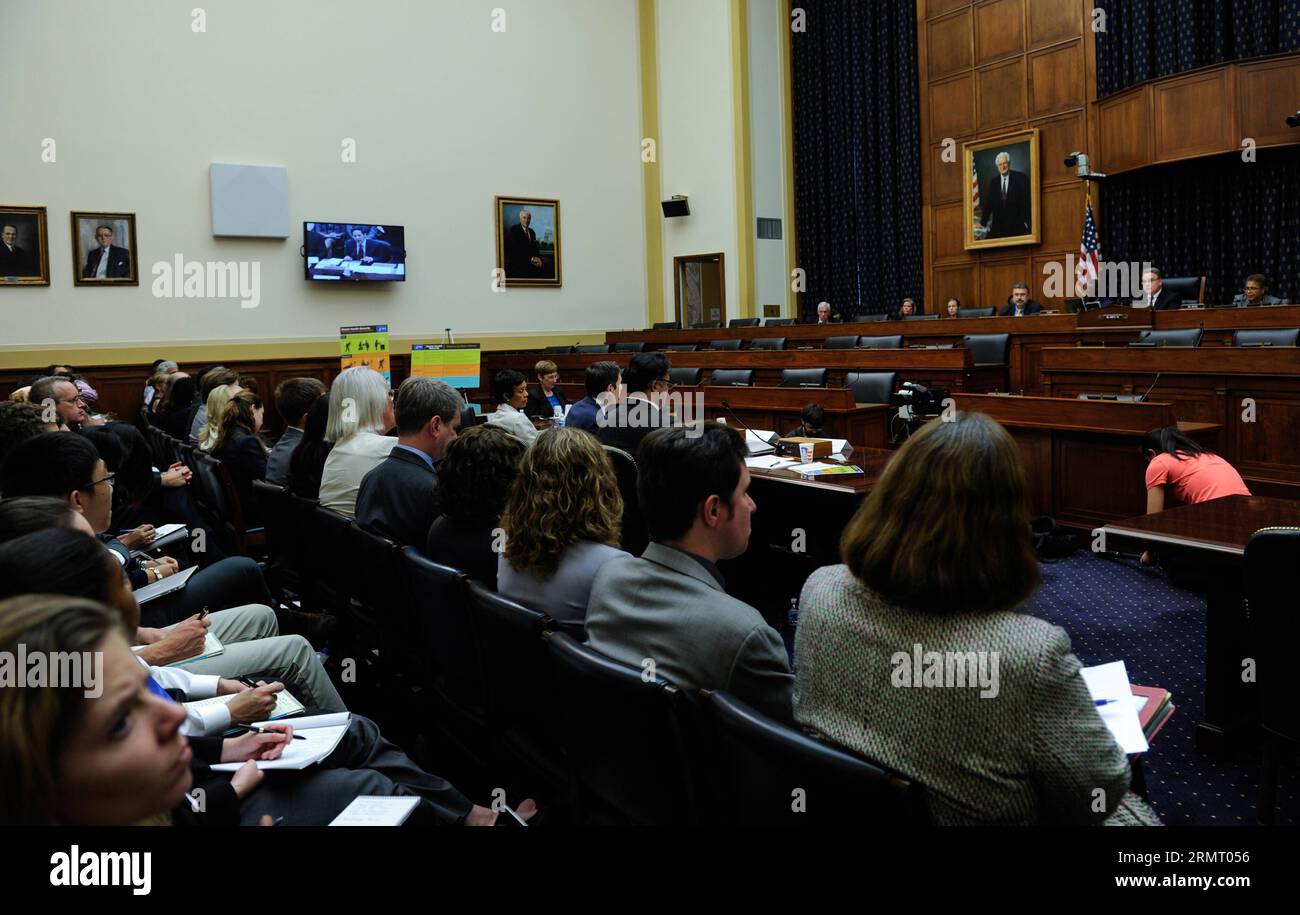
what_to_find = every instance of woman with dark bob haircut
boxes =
[793,411,1159,826]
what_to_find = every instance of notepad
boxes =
[209,712,350,771]
[745,455,799,470]
[185,686,305,721]
[131,626,224,665]
[130,524,189,558]
[329,796,420,827]
[133,565,197,604]
[1080,661,1148,754]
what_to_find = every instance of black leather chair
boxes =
[845,371,897,404]
[653,321,681,330]
[781,368,827,388]
[765,317,796,326]
[613,341,646,353]
[729,317,760,327]
[308,504,356,613]
[858,313,890,322]
[575,343,612,354]
[958,307,996,318]
[668,367,702,386]
[602,445,648,557]
[542,345,574,354]
[251,480,299,596]
[701,690,923,826]
[1245,528,1300,824]
[824,335,860,350]
[544,631,702,825]
[1130,328,1203,347]
[690,321,720,329]
[1162,275,1206,306]
[711,369,753,386]
[963,333,1010,364]
[903,314,939,321]
[1234,328,1299,347]
[749,337,785,351]
[709,339,743,351]
[857,335,903,349]
[664,343,698,352]
[346,523,411,711]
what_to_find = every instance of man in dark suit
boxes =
[596,352,673,456]
[998,283,1043,317]
[980,152,1031,239]
[356,376,462,547]
[504,209,543,278]
[1,223,33,276]
[81,225,132,278]
[1132,268,1182,310]
[342,227,393,265]
[585,423,795,722]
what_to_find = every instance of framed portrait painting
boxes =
[0,205,51,286]
[963,129,1040,250]
[72,211,139,286]
[496,196,561,287]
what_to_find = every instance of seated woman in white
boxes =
[485,368,539,446]
[317,366,396,518]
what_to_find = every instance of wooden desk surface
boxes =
[1041,345,1300,376]
[747,447,892,495]
[1101,495,1300,556]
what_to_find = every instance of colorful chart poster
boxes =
[411,343,481,390]
[340,324,391,382]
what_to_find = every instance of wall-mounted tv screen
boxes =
[305,223,406,281]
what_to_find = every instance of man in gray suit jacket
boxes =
[585,423,795,722]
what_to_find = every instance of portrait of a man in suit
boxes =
[964,130,1040,250]
[496,196,562,287]
[72,212,137,286]
[0,208,49,284]
[981,151,1031,239]
[1,223,32,276]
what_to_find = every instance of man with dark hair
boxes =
[81,224,132,278]
[1233,274,1285,307]
[356,377,463,547]
[998,282,1043,317]
[584,424,794,721]
[266,377,327,487]
[27,375,87,430]
[1132,267,1181,310]
[567,361,621,433]
[0,400,59,474]
[786,403,826,439]
[596,351,672,454]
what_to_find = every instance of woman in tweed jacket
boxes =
[794,411,1159,825]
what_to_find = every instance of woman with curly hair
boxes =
[424,424,525,588]
[497,428,626,623]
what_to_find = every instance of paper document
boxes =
[740,429,777,455]
[133,566,197,604]
[209,712,350,771]
[330,796,420,827]
[1080,661,1149,753]
[746,455,798,470]
[185,687,305,721]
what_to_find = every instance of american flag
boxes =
[1075,203,1101,297]
[971,160,981,226]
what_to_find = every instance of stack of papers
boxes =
[1080,661,1148,753]
[209,712,350,771]
[745,455,799,470]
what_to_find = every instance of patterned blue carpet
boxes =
[1027,552,1297,826]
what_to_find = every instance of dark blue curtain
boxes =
[1095,0,1300,98]
[790,0,922,319]
[1100,145,1300,303]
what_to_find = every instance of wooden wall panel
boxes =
[929,72,977,139]
[1096,85,1150,173]
[933,203,971,261]
[1028,40,1085,118]
[977,58,1027,130]
[927,9,973,79]
[1039,184,1083,250]
[974,0,1024,65]
[930,144,965,203]
[1154,68,1235,161]
[933,263,979,310]
[978,256,1032,308]
[1027,0,1081,48]
[1035,111,1087,187]
[926,0,971,17]
[1238,57,1300,148]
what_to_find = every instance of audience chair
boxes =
[710,369,753,386]
[305,504,356,614]
[1130,328,1203,347]
[780,368,827,388]
[823,335,860,350]
[958,307,996,318]
[729,317,760,327]
[963,333,1011,364]
[708,339,743,351]
[857,335,903,349]
[1234,328,1299,347]
[668,367,702,386]
[749,337,785,351]
[845,371,897,404]
[613,341,646,353]
[602,445,648,557]
[251,480,297,595]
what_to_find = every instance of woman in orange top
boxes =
[1139,426,1250,566]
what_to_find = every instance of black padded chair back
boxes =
[602,445,647,557]
[400,547,486,714]
[542,345,574,354]
[1131,328,1203,347]
[668,367,702,386]
[1162,275,1206,305]
[764,317,796,326]
[903,314,939,321]
[858,313,890,322]
[845,371,897,404]
[653,321,681,330]
[347,523,407,636]
[709,339,743,351]
[702,690,923,826]
[613,341,646,353]
[544,631,701,825]
[189,451,231,531]
[729,317,760,327]
[251,480,295,577]
[857,335,903,349]
[690,321,720,329]
[309,504,357,609]
[575,343,612,354]
[711,369,753,386]
[963,333,1010,364]
[664,343,698,352]
[749,337,785,351]
[958,307,996,318]
[1234,328,1299,347]
[824,335,859,350]
[781,368,827,388]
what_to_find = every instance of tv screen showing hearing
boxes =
[304,223,406,281]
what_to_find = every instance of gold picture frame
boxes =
[963,129,1040,250]
[495,195,561,287]
[1,205,51,286]
[72,211,140,286]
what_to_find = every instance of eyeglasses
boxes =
[57,395,87,405]
[83,472,115,490]
[652,378,676,391]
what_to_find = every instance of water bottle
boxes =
[553,405,565,428]
[787,597,799,630]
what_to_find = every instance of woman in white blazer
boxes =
[317,366,396,518]
[485,369,540,446]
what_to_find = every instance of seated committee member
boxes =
[785,403,826,439]
[1131,267,1182,310]
[0,595,522,826]
[812,302,832,325]
[342,226,393,264]
[318,366,397,518]
[287,393,333,499]
[356,377,462,548]
[595,351,672,455]
[794,411,1156,825]
[998,282,1043,317]
[498,428,628,624]
[566,360,621,433]
[1232,274,1285,307]
[892,298,917,320]
[585,424,794,721]
[81,224,131,278]
[266,377,326,487]
[27,374,88,431]
[525,359,569,419]
[945,298,961,318]
[485,368,540,446]
[425,425,525,588]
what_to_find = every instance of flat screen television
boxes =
[304,223,406,281]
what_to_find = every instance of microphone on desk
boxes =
[719,399,780,447]
[1138,373,1161,402]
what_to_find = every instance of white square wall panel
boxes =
[210,164,289,237]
